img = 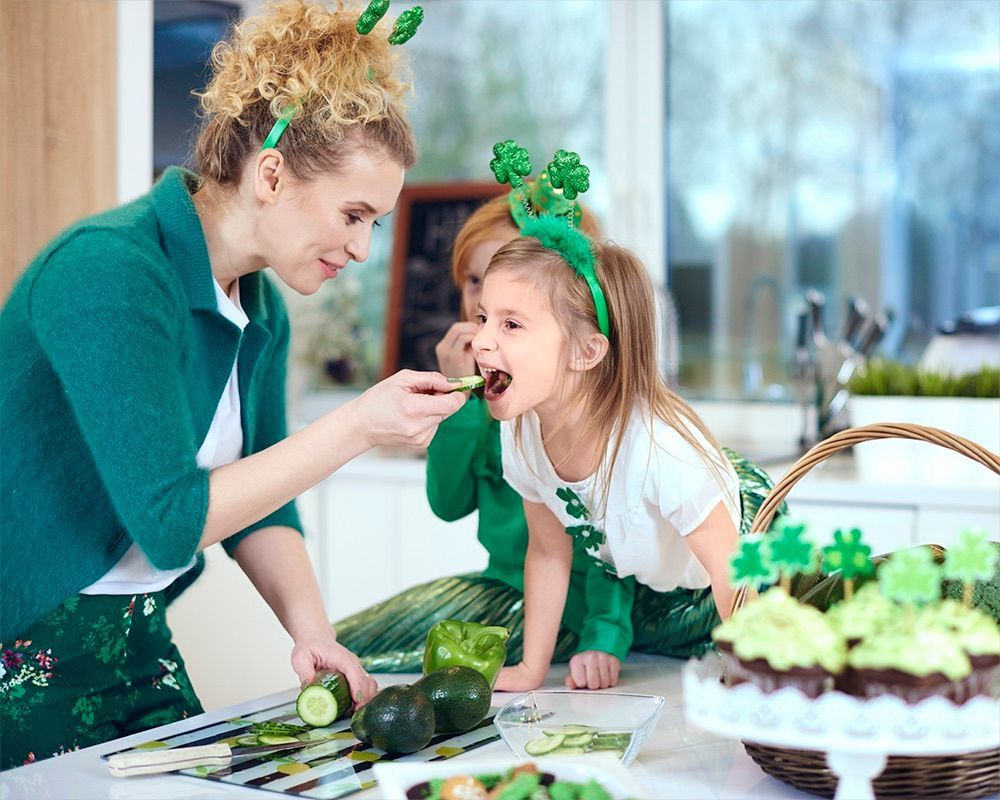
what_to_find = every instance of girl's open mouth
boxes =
[482,368,513,401]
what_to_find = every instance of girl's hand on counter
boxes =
[291,635,378,707]
[493,662,547,693]
[565,650,621,690]
[348,370,466,450]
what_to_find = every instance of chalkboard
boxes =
[383,182,505,377]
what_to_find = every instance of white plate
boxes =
[372,753,648,799]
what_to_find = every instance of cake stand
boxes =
[683,657,1000,800]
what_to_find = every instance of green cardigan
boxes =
[1,167,301,640]
[425,395,635,661]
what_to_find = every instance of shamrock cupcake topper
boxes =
[821,527,873,602]
[729,535,777,593]
[766,519,818,593]
[878,547,942,618]
[943,528,998,607]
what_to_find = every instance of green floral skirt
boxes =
[334,449,781,671]
[1,591,202,771]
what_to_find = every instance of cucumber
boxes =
[524,734,565,755]
[257,734,301,746]
[542,724,595,735]
[561,731,595,746]
[448,375,485,392]
[296,670,352,727]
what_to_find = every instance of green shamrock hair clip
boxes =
[489,140,609,338]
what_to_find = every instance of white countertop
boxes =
[0,657,814,800]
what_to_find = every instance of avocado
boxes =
[413,665,492,733]
[353,684,435,754]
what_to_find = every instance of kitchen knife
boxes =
[107,739,314,777]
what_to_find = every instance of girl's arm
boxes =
[233,525,378,706]
[426,396,482,521]
[493,500,573,692]
[684,500,741,620]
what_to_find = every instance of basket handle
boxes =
[730,422,1000,614]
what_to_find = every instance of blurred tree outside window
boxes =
[666,0,999,399]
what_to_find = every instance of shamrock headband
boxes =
[489,140,610,338]
[260,0,424,151]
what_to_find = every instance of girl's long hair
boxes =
[488,236,732,514]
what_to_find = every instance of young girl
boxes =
[334,181,632,690]
[472,216,746,693]
[0,0,465,768]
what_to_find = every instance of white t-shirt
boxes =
[81,278,249,595]
[500,409,741,592]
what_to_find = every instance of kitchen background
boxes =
[2,0,997,709]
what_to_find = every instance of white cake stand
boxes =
[683,656,1000,800]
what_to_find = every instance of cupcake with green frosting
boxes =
[713,587,847,698]
[919,600,1000,699]
[825,581,901,647]
[844,625,972,704]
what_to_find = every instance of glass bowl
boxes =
[494,690,665,766]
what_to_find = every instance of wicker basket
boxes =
[735,422,1000,800]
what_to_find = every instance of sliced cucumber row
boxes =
[523,726,632,759]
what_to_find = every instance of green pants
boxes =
[1,592,202,770]
[335,449,781,671]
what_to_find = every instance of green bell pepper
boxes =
[422,620,510,687]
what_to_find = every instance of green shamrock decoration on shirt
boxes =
[943,528,998,607]
[879,547,941,607]
[490,140,533,191]
[556,487,589,520]
[821,528,873,601]
[766,519,817,592]
[730,536,776,591]
[547,150,591,201]
[388,6,423,44]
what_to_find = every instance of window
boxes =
[666,0,1000,398]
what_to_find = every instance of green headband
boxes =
[490,140,610,338]
[259,1,423,151]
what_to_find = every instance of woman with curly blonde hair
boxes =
[0,0,462,768]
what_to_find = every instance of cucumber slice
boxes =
[524,734,565,755]
[235,735,260,747]
[257,734,301,746]
[296,671,352,727]
[542,724,595,735]
[448,375,485,392]
[561,732,595,746]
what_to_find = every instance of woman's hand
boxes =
[493,662,547,693]
[349,370,466,450]
[434,321,478,378]
[291,634,378,708]
[565,651,621,690]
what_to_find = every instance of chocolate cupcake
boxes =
[713,587,846,698]
[844,626,971,704]
[920,600,1000,700]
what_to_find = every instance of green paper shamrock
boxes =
[355,0,389,35]
[729,536,777,590]
[388,5,423,45]
[490,140,532,190]
[821,528,874,579]
[878,547,942,605]
[943,528,998,584]
[766,519,818,578]
[556,487,589,520]
[547,150,591,201]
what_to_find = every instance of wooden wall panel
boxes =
[1,0,117,303]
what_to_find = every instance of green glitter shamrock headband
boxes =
[489,140,610,338]
[260,0,424,151]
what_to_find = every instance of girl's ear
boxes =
[570,332,610,372]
